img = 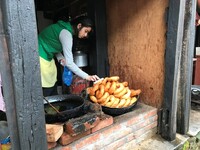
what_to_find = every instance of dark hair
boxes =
[70,16,94,28]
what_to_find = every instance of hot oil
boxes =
[44,100,83,114]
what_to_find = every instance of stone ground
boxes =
[133,103,200,150]
[177,132,200,150]
[178,104,200,150]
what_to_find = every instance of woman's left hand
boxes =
[86,75,100,81]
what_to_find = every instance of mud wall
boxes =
[106,0,168,108]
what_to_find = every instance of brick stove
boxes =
[46,102,158,150]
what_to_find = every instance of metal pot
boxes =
[73,51,88,67]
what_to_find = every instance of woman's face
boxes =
[77,24,92,39]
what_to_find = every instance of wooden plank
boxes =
[191,100,200,104]
[0,0,47,149]
[176,0,197,134]
[161,0,186,140]
[46,124,63,142]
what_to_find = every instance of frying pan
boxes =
[44,94,86,123]
[101,98,138,116]
[83,88,139,116]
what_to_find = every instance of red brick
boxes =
[102,127,132,147]
[60,146,72,150]
[135,121,157,138]
[59,131,90,146]
[135,127,157,145]
[105,136,127,150]
[101,124,122,137]
[126,132,137,142]
[144,109,157,119]
[126,109,157,127]
[47,142,57,149]
[126,116,140,126]
[65,114,100,136]
[133,115,158,131]
[75,133,101,149]
[91,115,113,133]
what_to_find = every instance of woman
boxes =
[38,16,99,96]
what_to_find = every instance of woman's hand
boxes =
[86,75,100,81]
[59,59,66,66]
[196,12,200,26]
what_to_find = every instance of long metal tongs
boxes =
[43,96,64,117]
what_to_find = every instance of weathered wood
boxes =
[46,124,63,142]
[87,0,109,78]
[0,2,20,149]
[0,0,47,149]
[177,0,196,134]
[161,0,186,141]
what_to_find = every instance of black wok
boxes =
[44,94,86,123]
[101,100,138,116]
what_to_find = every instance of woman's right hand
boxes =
[59,59,66,66]
[86,75,100,82]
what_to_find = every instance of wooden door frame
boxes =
[0,0,197,149]
[0,0,108,149]
[0,0,47,149]
[161,0,196,140]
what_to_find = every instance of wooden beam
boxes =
[176,0,196,134]
[0,0,47,149]
[0,2,20,149]
[87,0,109,77]
[161,0,186,140]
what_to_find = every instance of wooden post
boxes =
[161,0,186,140]
[0,2,20,149]
[87,0,109,77]
[177,0,196,134]
[0,0,47,149]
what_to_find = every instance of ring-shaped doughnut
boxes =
[130,89,141,97]
[113,83,124,95]
[130,97,137,105]
[104,82,111,92]
[122,81,128,87]
[98,92,109,103]
[90,96,98,103]
[90,84,99,96]
[110,98,120,108]
[101,96,111,105]
[114,88,127,98]
[108,82,117,94]
[121,89,131,99]
[116,99,126,108]
[123,98,131,107]
[107,76,120,82]
[104,95,115,107]
[102,77,108,85]
[96,85,105,99]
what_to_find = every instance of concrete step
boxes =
[132,133,189,150]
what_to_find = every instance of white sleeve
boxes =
[59,29,89,79]
[55,53,64,62]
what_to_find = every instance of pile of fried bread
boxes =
[87,76,141,108]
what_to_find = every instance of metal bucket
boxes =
[73,51,88,67]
